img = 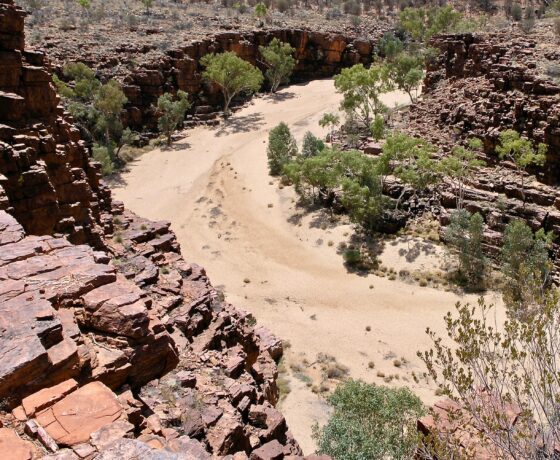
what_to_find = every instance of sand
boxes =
[112,79,502,454]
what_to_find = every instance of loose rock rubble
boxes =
[0,1,325,458]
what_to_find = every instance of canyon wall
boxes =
[58,29,377,130]
[417,32,560,183]
[0,1,319,458]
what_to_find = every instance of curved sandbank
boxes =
[112,79,503,454]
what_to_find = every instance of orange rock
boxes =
[36,382,123,446]
[21,378,78,418]
[0,427,35,460]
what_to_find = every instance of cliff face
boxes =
[0,1,112,247]
[60,29,377,130]
[0,1,315,458]
[414,32,560,183]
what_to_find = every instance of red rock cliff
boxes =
[0,1,318,458]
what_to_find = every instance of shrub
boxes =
[445,209,487,290]
[156,91,191,146]
[501,220,553,310]
[259,38,296,93]
[313,380,425,459]
[301,131,325,157]
[511,2,522,20]
[201,52,263,116]
[343,0,361,15]
[420,292,560,459]
[343,248,362,265]
[267,122,298,175]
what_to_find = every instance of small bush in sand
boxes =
[326,362,350,379]
[368,361,375,369]
[393,359,402,368]
[343,248,362,266]
[243,278,251,283]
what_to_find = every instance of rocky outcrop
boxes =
[0,0,313,457]
[0,0,111,246]
[410,32,560,183]
[53,29,378,131]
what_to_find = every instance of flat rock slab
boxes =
[36,382,123,446]
[0,427,35,460]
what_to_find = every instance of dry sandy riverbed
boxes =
[112,79,502,454]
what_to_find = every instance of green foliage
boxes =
[201,52,263,116]
[62,62,100,101]
[267,122,298,175]
[55,62,129,174]
[254,2,267,18]
[511,2,522,20]
[259,38,296,93]
[496,129,547,203]
[140,0,153,14]
[93,144,114,175]
[343,248,362,266]
[377,32,404,61]
[501,220,553,310]
[439,138,485,209]
[301,131,325,158]
[76,0,90,10]
[445,210,486,290]
[94,79,128,147]
[313,379,425,460]
[420,291,560,458]
[284,148,387,231]
[384,52,424,102]
[398,5,461,43]
[156,90,191,146]
[379,131,440,208]
[370,115,385,141]
[334,63,392,127]
[319,112,340,142]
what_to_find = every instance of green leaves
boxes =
[157,90,191,146]
[259,38,296,93]
[380,131,440,208]
[496,129,546,169]
[501,220,554,310]
[314,379,425,460]
[201,52,263,116]
[445,210,487,290]
[384,52,424,103]
[267,122,298,176]
[399,5,461,44]
[334,63,392,126]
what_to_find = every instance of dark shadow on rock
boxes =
[211,112,264,137]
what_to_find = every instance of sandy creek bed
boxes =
[112,79,502,454]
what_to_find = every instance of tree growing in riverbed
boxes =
[201,52,263,117]
[156,91,191,146]
[319,112,340,143]
[267,122,298,175]
[259,38,296,93]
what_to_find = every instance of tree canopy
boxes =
[201,52,263,116]
[259,38,296,93]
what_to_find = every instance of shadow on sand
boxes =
[211,112,265,137]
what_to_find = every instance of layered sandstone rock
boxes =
[50,28,378,131]
[0,0,111,246]
[0,1,315,457]
[409,32,560,182]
